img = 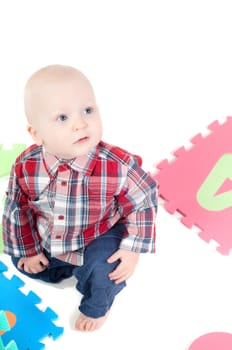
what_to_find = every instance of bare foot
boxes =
[75,311,110,331]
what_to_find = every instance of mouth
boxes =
[74,137,89,144]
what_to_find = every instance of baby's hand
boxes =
[18,252,49,274]
[107,249,139,284]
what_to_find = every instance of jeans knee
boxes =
[90,262,126,289]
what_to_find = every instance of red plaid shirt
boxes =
[3,141,157,265]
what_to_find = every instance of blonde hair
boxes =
[24,64,91,122]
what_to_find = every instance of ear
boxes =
[27,124,43,146]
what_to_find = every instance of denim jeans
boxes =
[11,224,126,318]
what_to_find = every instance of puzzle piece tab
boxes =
[0,260,63,350]
[152,117,232,254]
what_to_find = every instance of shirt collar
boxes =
[42,146,99,177]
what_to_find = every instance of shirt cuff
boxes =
[119,234,155,253]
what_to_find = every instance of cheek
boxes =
[94,118,103,136]
[42,130,59,146]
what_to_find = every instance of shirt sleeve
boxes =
[2,164,42,257]
[118,158,158,253]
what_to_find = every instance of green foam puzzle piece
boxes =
[0,145,26,178]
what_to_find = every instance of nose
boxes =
[72,117,87,131]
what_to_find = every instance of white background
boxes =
[1,1,232,349]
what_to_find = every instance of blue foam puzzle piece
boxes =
[0,260,64,350]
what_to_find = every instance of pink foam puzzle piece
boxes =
[188,332,232,349]
[152,117,232,255]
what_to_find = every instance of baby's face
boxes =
[28,74,102,159]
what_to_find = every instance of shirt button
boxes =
[61,181,67,186]
[58,215,64,220]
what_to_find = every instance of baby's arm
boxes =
[107,158,158,284]
[107,249,139,284]
[3,163,42,257]
[17,252,49,274]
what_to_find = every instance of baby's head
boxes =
[24,65,102,159]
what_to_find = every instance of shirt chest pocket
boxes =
[87,180,119,218]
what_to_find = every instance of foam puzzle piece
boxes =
[0,145,26,178]
[152,117,232,255]
[188,332,232,349]
[0,260,63,349]
[0,144,26,253]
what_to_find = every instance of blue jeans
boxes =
[11,224,126,318]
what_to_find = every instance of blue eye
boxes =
[57,114,68,122]
[83,107,93,115]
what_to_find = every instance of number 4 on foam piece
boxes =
[152,117,232,255]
